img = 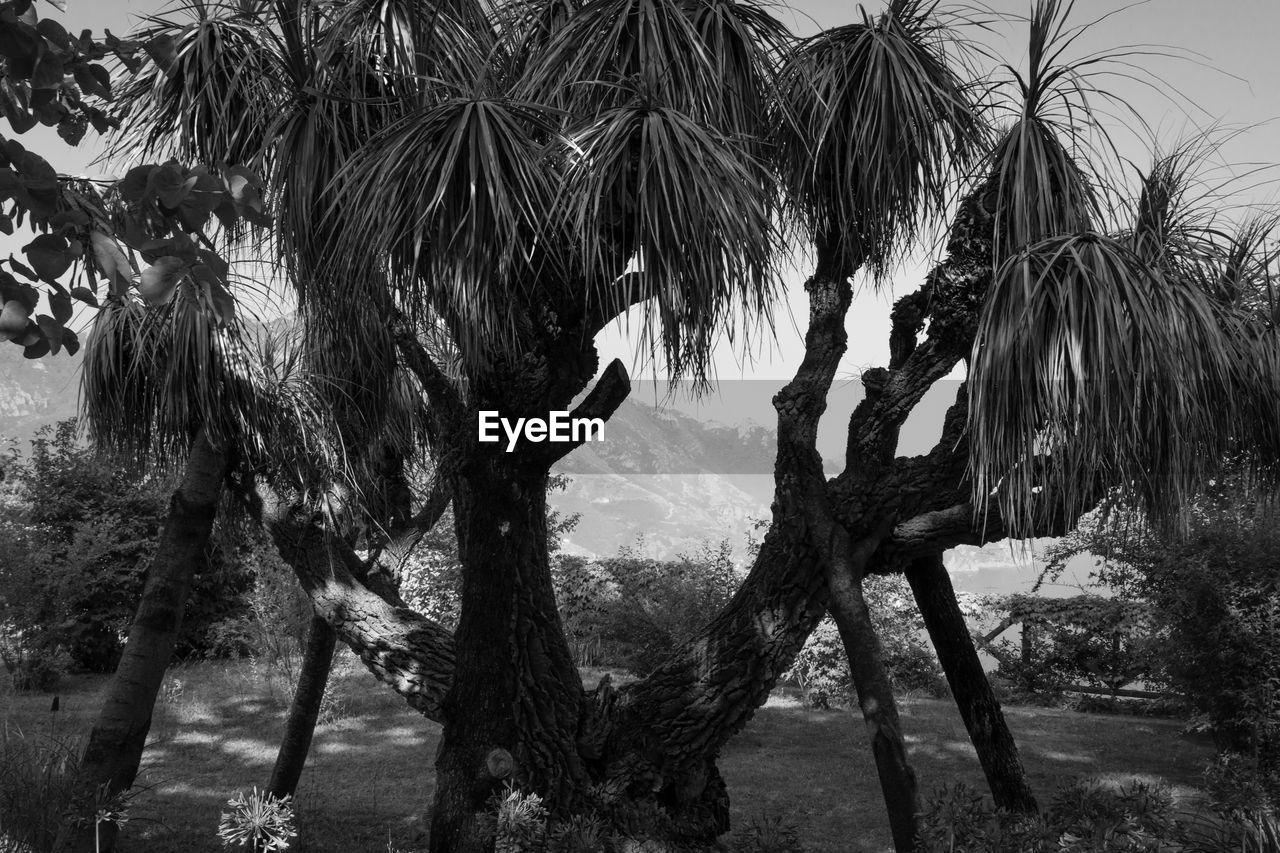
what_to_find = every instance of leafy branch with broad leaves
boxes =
[0,0,274,367]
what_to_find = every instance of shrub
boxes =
[482,785,548,853]
[548,814,607,853]
[784,618,847,709]
[1043,487,1280,766]
[730,813,805,853]
[0,422,255,672]
[0,629,70,694]
[984,594,1163,699]
[1202,751,1280,817]
[560,540,741,677]
[785,575,947,708]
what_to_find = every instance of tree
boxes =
[55,298,334,852]
[1044,479,1280,779]
[0,7,327,849]
[0,420,255,673]
[78,1,1280,852]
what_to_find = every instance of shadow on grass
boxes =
[3,654,436,853]
[4,665,1217,853]
[719,695,1216,853]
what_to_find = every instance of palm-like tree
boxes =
[81,0,1279,851]
[54,278,338,852]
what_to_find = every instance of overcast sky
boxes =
[18,0,1280,396]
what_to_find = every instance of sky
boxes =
[14,0,1280,399]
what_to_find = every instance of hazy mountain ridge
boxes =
[0,344,81,445]
[552,398,779,559]
[0,347,1048,594]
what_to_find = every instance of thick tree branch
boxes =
[254,487,455,722]
[594,240,863,817]
[876,478,1105,567]
[365,466,454,584]
[536,358,631,465]
[845,339,962,470]
[585,272,660,337]
[393,318,466,431]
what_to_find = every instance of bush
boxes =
[555,540,741,676]
[784,618,848,709]
[1043,486,1280,766]
[984,595,1163,699]
[0,422,255,672]
[785,575,947,708]
[481,785,548,853]
[1202,751,1280,817]
[0,635,70,694]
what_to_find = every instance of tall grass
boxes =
[0,721,81,852]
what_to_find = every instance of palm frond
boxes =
[560,84,780,381]
[81,287,342,480]
[297,292,401,450]
[315,0,492,99]
[323,94,562,366]
[969,231,1279,536]
[775,0,986,278]
[981,0,1168,262]
[520,0,787,143]
[494,0,579,80]
[1210,214,1280,314]
[109,0,286,168]
[262,0,490,285]
[962,1,1275,534]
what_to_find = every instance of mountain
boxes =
[551,398,778,559]
[0,345,1056,597]
[0,342,81,446]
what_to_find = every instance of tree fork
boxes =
[54,429,227,853]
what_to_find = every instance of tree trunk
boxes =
[260,495,454,721]
[826,544,920,853]
[429,456,588,853]
[53,429,227,853]
[267,613,338,799]
[906,553,1038,814]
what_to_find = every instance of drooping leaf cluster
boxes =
[103,0,985,387]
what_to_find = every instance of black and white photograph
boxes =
[1,0,1278,850]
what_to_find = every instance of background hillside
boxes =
[0,343,81,447]
[0,345,1080,596]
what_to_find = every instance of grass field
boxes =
[0,653,1218,852]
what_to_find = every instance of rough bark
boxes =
[260,494,455,722]
[53,429,227,853]
[827,556,920,853]
[590,521,826,840]
[267,613,338,799]
[429,455,590,853]
[786,249,922,850]
[906,553,1038,814]
[251,183,1091,846]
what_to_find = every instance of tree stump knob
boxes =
[486,748,514,779]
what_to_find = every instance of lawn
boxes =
[0,654,1217,852]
